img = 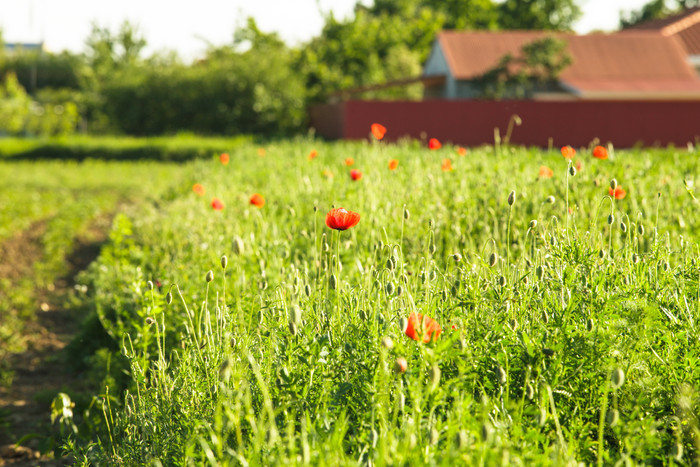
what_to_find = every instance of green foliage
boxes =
[498,0,582,31]
[62,139,700,465]
[475,37,572,98]
[619,0,700,29]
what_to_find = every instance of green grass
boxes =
[0,134,252,161]
[9,139,700,464]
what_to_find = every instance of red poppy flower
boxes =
[371,123,387,140]
[428,138,442,150]
[257,148,266,157]
[457,147,467,157]
[211,198,224,211]
[250,193,265,208]
[388,159,399,170]
[539,166,554,178]
[561,146,576,159]
[345,157,355,166]
[593,145,608,160]
[350,169,362,181]
[325,207,360,231]
[575,160,583,172]
[609,186,626,199]
[309,150,318,160]
[220,153,230,165]
[441,158,453,171]
[192,183,205,196]
[405,312,441,343]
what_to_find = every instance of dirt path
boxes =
[0,214,113,466]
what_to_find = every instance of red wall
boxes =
[310,100,700,147]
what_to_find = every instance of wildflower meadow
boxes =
[3,133,700,465]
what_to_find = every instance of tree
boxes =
[620,0,699,29]
[497,0,582,31]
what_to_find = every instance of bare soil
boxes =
[0,214,113,466]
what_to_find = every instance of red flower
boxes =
[441,158,453,171]
[593,145,608,160]
[405,312,441,343]
[388,159,399,170]
[345,157,355,166]
[561,146,576,159]
[257,147,266,157]
[220,153,230,165]
[539,166,554,178]
[457,146,467,156]
[609,186,627,199]
[211,198,224,211]
[428,138,442,150]
[249,193,265,208]
[325,207,360,231]
[192,183,205,196]
[575,160,583,172]
[350,169,362,181]
[309,150,318,160]
[371,123,387,140]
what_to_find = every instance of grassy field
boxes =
[3,138,700,465]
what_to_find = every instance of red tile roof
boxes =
[435,30,700,97]
[623,7,700,55]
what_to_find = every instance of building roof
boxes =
[433,30,700,98]
[622,7,700,55]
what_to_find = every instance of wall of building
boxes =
[309,99,700,147]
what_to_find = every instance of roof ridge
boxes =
[660,8,700,35]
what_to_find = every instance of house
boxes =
[622,6,700,73]
[422,30,700,100]
[4,42,47,54]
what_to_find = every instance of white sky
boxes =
[1,0,652,60]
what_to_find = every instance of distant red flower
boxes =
[539,166,554,178]
[192,183,205,196]
[211,198,224,211]
[428,138,442,150]
[220,153,230,165]
[561,146,576,159]
[250,193,265,208]
[345,157,355,166]
[457,146,467,156]
[350,169,362,181]
[441,158,453,171]
[575,160,583,172]
[405,312,441,343]
[325,207,360,231]
[609,186,627,199]
[593,145,608,160]
[371,123,387,140]
[388,159,399,170]
[309,149,318,160]
[257,147,266,157]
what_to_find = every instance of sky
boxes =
[1,0,653,60]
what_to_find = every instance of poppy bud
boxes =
[165,292,173,305]
[291,305,303,326]
[398,317,408,333]
[542,309,549,324]
[147,280,154,290]
[329,274,337,290]
[599,249,606,259]
[481,422,493,442]
[586,318,595,332]
[429,243,437,255]
[288,321,298,336]
[526,383,535,400]
[610,368,625,389]
[536,265,545,280]
[420,271,427,283]
[386,256,396,270]
[610,179,618,191]
[529,220,537,229]
[608,214,614,225]
[429,270,437,281]
[206,270,214,283]
[569,166,576,176]
[453,253,462,262]
[638,224,645,236]
[507,190,516,206]
[304,284,311,297]
[538,407,548,427]
[145,317,156,326]
[546,195,556,204]
[620,222,627,232]
[232,236,245,255]
[632,254,640,264]
[381,336,394,350]
[606,409,619,427]
[428,218,434,228]
[489,253,497,267]
[496,366,507,384]
[394,357,407,373]
[385,282,395,295]
[396,285,403,297]
[403,207,410,220]
[220,255,228,269]
[498,276,506,287]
